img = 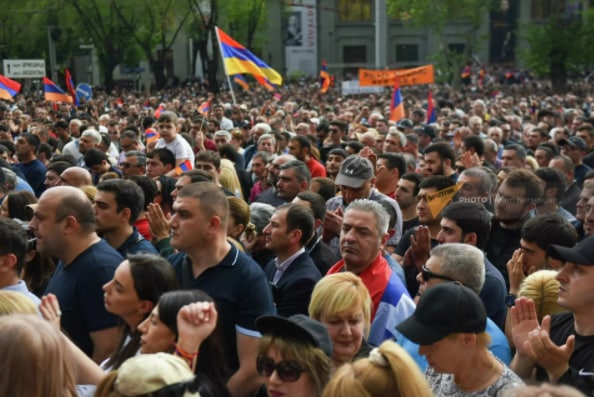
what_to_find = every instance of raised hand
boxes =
[510,297,540,359]
[529,315,575,383]
[147,202,171,243]
[39,293,63,330]
[176,301,218,354]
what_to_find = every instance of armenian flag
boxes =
[233,74,250,91]
[43,77,73,103]
[319,61,330,94]
[145,128,160,144]
[174,159,193,175]
[426,91,436,124]
[154,104,165,118]
[255,75,275,92]
[64,68,79,106]
[389,78,404,122]
[0,75,21,101]
[216,27,282,86]
[197,101,210,115]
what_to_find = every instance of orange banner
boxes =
[358,65,434,87]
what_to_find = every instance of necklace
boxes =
[455,357,499,391]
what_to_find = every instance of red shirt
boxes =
[307,157,327,178]
[327,253,390,320]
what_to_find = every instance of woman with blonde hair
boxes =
[309,272,372,368]
[0,290,37,315]
[321,341,433,397]
[219,158,243,199]
[227,196,250,241]
[0,314,77,397]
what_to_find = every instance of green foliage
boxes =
[519,8,594,79]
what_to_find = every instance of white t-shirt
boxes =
[155,134,194,168]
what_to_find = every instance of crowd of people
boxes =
[1,76,594,396]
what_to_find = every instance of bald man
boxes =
[60,167,93,187]
[29,186,122,362]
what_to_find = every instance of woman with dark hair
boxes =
[101,253,179,370]
[156,175,176,215]
[0,190,37,220]
[138,290,231,397]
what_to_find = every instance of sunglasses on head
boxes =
[257,355,303,382]
[421,266,457,283]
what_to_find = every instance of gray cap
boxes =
[335,155,374,188]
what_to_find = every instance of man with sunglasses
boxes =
[397,243,511,371]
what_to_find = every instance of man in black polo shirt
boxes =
[167,182,275,397]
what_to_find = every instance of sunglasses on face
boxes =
[421,266,456,283]
[257,355,303,382]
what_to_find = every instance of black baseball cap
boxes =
[335,155,374,188]
[396,282,486,345]
[548,235,594,265]
[256,314,333,357]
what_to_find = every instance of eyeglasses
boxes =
[421,266,456,283]
[121,162,140,168]
[256,355,303,382]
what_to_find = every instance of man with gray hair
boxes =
[63,128,103,167]
[243,122,272,166]
[327,198,414,346]
[214,129,232,148]
[397,243,511,371]
[382,128,406,154]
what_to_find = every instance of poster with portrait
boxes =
[284,0,317,76]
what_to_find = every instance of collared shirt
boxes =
[2,280,41,306]
[272,247,306,285]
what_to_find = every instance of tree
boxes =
[114,0,191,90]
[223,0,267,49]
[519,3,594,91]
[61,0,136,92]
[387,0,495,88]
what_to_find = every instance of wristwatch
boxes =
[505,293,517,308]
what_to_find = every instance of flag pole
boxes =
[214,26,237,106]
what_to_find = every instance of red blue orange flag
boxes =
[273,93,282,101]
[0,75,21,101]
[43,77,73,103]
[233,74,250,91]
[145,128,160,144]
[154,104,165,118]
[255,75,275,92]
[197,101,210,115]
[64,68,79,106]
[319,61,330,94]
[389,78,404,122]
[426,91,436,124]
[174,159,193,175]
[216,27,282,85]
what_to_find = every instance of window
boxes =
[396,44,419,63]
[448,43,466,55]
[531,0,554,19]
[343,45,366,76]
[337,0,371,22]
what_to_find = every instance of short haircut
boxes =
[81,129,102,144]
[128,175,158,211]
[254,123,272,134]
[521,213,577,252]
[120,130,139,141]
[377,199,397,230]
[54,188,96,233]
[97,179,145,224]
[180,169,213,183]
[430,243,485,293]
[248,202,275,235]
[83,148,107,167]
[124,150,147,166]
[463,135,485,157]
[158,111,178,124]
[257,133,276,147]
[345,199,389,236]
[252,151,274,164]
[276,203,315,245]
[280,160,311,184]
[46,161,71,176]
[345,141,363,154]
[178,182,229,226]
[504,143,527,160]
[329,120,347,132]
[0,217,28,272]
[534,167,566,204]
[20,133,40,151]
[295,191,326,221]
[310,177,336,202]
[502,169,544,205]
[291,135,312,152]
[424,142,456,165]
[195,150,221,170]
[400,172,424,196]
[37,143,52,160]
[460,167,496,196]
[419,175,456,192]
[386,129,407,147]
[441,202,491,249]
[147,148,176,168]
[377,152,406,177]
